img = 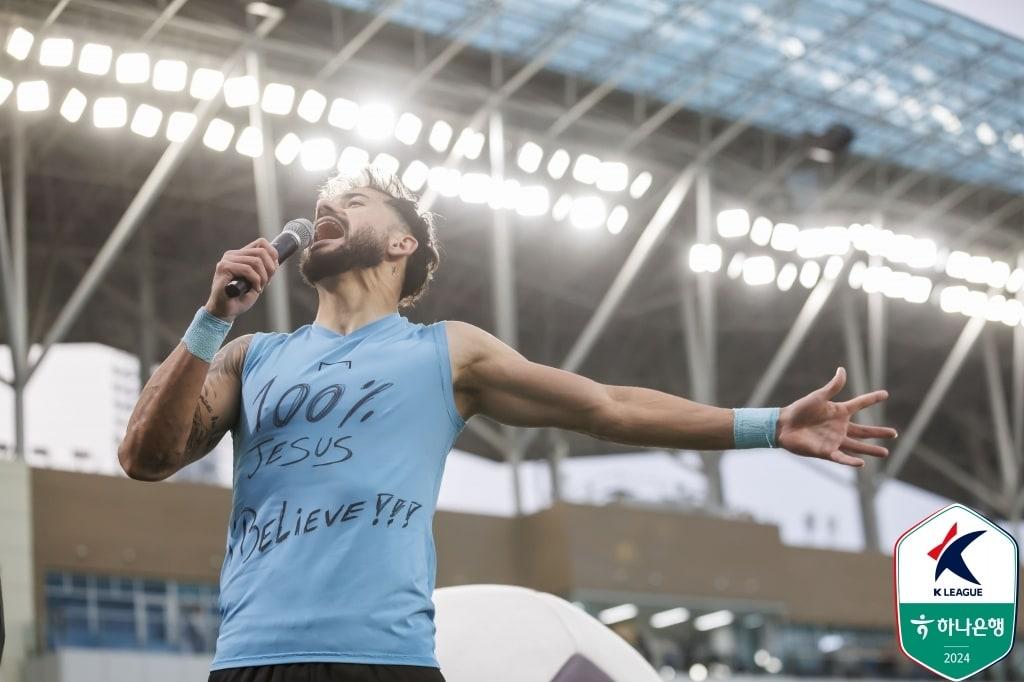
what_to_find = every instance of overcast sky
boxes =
[926,0,1024,42]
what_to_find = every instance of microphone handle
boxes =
[224,231,301,299]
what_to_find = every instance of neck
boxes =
[313,268,400,334]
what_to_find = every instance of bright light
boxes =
[694,610,734,631]
[598,603,637,625]
[754,650,771,667]
[202,118,235,152]
[516,186,549,217]
[274,132,301,165]
[39,37,74,67]
[824,255,844,280]
[965,255,991,285]
[650,607,690,629]
[92,96,127,127]
[261,82,295,115]
[940,285,968,314]
[547,149,570,179]
[428,166,461,197]
[5,27,34,61]
[987,260,1011,289]
[716,209,750,238]
[569,196,607,230]
[59,88,87,122]
[906,275,933,304]
[395,112,422,145]
[336,145,369,175]
[848,261,867,289]
[115,53,150,84]
[727,253,746,279]
[401,160,429,192]
[1007,268,1024,294]
[976,122,997,146]
[962,290,988,318]
[153,59,187,92]
[357,103,396,140]
[596,161,629,192]
[325,97,358,129]
[454,128,485,160]
[552,194,573,221]
[572,153,601,184]
[78,43,112,75]
[223,75,259,108]
[742,256,775,285]
[750,217,773,245]
[799,260,820,288]
[689,663,708,682]
[296,89,327,123]
[190,68,224,100]
[765,657,783,674]
[780,36,805,59]
[798,226,849,259]
[130,103,163,137]
[607,205,628,234]
[372,152,400,177]
[689,244,723,274]
[300,137,336,171]
[629,170,652,198]
[905,238,937,269]
[770,222,798,251]
[459,172,492,204]
[861,266,890,295]
[945,250,970,279]
[166,111,197,142]
[428,120,453,151]
[517,141,543,173]
[1000,299,1023,327]
[490,179,520,210]
[776,263,798,291]
[986,295,1008,322]
[235,126,264,157]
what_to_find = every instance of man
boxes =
[119,169,897,682]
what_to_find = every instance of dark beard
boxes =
[299,230,387,286]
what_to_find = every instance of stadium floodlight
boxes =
[39,38,74,67]
[261,82,295,115]
[688,244,712,273]
[16,80,49,112]
[606,205,628,234]
[92,96,127,127]
[459,172,492,204]
[516,186,549,217]
[166,111,198,142]
[517,141,543,173]
[202,118,235,152]
[764,658,783,674]
[190,67,224,100]
[799,260,820,288]
[726,253,746,279]
[1007,268,1024,294]
[300,137,337,171]
[694,610,734,632]
[689,663,709,682]
[716,209,750,238]
[848,261,867,289]
[976,122,997,146]
[780,36,805,59]
[490,179,520,210]
[116,53,150,84]
[598,604,637,625]
[78,43,112,75]
[296,89,327,123]
[964,255,991,285]
[944,250,970,279]
[5,27,34,61]
[650,607,689,629]
[395,112,422,145]
[985,295,1008,322]
[905,237,937,269]
[223,75,259,108]
[130,103,163,137]
[823,255,844,280]
[986,260,1011,289]
[628,170,652,198]
[0,77,13,106]
[572,153,600,184]
[274,132,301,165]
[59,88,87,122]
[905,275,933,304]
[596,161,628,192]
[357,103,395,140]
[153,59,187,92]
[1009,133,1024,153]
[769,222,798,251]
[776,263,798,291]
[336,145,369,175]
[552,194,572,221]
[742,256,774,285]
[235,126,264,157]
[940,285,967,314]
[569,196,606,230]
[861,266,889,295]
[547,149,570,179]
[428,167,460,198]
[327,97,359,130]
[961,290,988,318]
[1000,299,1023,327]
[454,128,484,160]
[401,160,429,192]
[428,120,453,152]
[750,217,772,246]
[372,152,399,177]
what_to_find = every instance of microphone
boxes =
[225,218,314,298]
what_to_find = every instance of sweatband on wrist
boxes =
[182,307,233,363]
[733,407,781,449]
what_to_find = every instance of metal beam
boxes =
[1014,253,1024,456]
[884,316,986,480]
[917,443,1007,515]
[9,115,28,461]
[400,5,497,98]
[982,330,1018,498]
[139,0,190,44]
[137,222,157,386]
[313,0,404,83]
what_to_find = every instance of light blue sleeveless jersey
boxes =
[210,314,464,670]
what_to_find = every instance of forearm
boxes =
[597,385,736,450]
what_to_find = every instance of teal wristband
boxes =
[733,407,780,449]
[182,307,233,363]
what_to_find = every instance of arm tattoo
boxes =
[183,335,251,463]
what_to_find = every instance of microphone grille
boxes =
[285,218,314,248]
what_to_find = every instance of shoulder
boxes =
[439,321,521,381]
[212,333,254,375]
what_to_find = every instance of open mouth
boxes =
[314,216,347,242]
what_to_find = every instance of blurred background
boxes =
[0,0,1023,680]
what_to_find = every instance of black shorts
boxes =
[208,662,445,682]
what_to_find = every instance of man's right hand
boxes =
[205,238,280,322]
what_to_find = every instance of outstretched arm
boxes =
[448,322,897,467]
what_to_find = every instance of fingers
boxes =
[243,237,280,262]
[848,423,898,440]
[818,366,847,400]
[228,254,270,289]
[217,259,264,292]
[843,389,889,413]
[829,450,865,468]
[841,436,888,458]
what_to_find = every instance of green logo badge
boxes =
[895,503,1018,680]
